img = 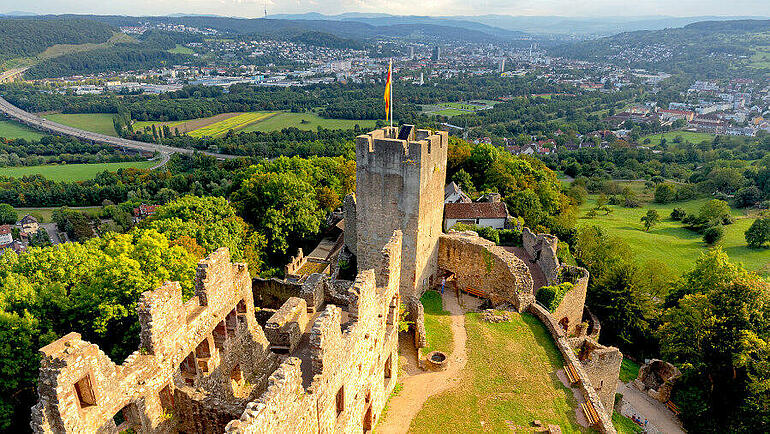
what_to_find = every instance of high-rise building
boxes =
[431,46,441,62]
[499,58,506,74]
[409,46,415,60]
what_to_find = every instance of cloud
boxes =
[0,0,767,17]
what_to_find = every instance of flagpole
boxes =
[389,58,393,131]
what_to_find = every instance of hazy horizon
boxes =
[0,0,767,20]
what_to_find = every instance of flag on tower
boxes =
[384,60,392,123]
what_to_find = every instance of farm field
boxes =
[409,312,587,433]
[168,44,195,55]
[42,113,119,136]
[0,119,45,140]
[579,196,769,276]
[188,112,275,138]
[240,112,377,132]
[641,131,716,146]
[134,112,238,135]
[0,160,156,182]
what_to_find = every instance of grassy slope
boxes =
[420,291,453,355]
[0,160,156,182]
[42,113,118,136]
[410,313,586,433]
[613,411,643,434]
[241,112,376,132]
[620,359,641,384]
[0,119,45,140]
[1,33,135,72]
[168,44,194,55]
[579,195,769,276]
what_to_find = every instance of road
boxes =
[0,96,239,160]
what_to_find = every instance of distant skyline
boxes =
[0,0,768,19]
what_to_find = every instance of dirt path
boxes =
[377,292,468,434]
[617,382,685,434]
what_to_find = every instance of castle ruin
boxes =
[31,127,623,434]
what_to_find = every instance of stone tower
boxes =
[345,125,448,299]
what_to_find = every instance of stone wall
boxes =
[31,248,281,434]
[437,231,534,310]
[528,303,618,434]
[226,231,403,433]
[346,126,448,299]
[251,278,303,309]
[264,298,310,353]
[522,227,560,284]
[551,266,590,336]
[343,194,357,257]
[569,336,622,415]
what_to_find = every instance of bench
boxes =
[461,287,487,298]
[666,401,680,415]
[581,401,599,426]
[564,364,580,385]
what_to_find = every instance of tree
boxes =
[0,204,17,225]
[703,225,724,245]
[745,218,770,248]
[734,186,763,208]
[451,169,475,194]
[640,209,661,232]
[698,199,732,227]
[232,171,323,255]
[654,183,677,203]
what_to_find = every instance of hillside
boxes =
[550,19,770,78]
[0,17,114,63]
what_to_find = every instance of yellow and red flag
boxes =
[384,60,392,122]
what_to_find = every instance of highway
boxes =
[0,96,239,160]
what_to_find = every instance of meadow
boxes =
[409,312,587,433]
[579,195,769,276]
[15,206,101,223]
[0,119,45,140]
[0,160,156,182]
[42,113,119,136]
[420,291,453,355]
[640,131,716,146]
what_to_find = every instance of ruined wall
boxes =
[522,227,560,284]
[438,231,534,310]
[551,266,590,336]
[226,231,403,434]
[569,336,623,415]
[343,194,357,257]
[348,126,447,299]
[527,303,618,434]
[31,248,280,434]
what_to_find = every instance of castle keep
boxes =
[345,126,448,299]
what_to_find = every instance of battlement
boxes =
[355,125,448,172]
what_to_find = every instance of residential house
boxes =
[0,225,13,246]
[444,202,509,231]
[444,182,472,204]
[18,215,39,235]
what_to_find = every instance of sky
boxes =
[0,0,767,18]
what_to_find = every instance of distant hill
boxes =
[0,17,115,63]
[549,19,770,78]
[81,15,529,44]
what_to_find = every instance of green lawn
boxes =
[240,112,376,132]
[579,196,769,276]
[14,206,101,223]
[409,312,587,433]
[620,359,641,383]
[0,119,45,140]
[613,411,643,434]
[641,131,716,146]
[168,44,194,55]
[431,108,467,117]
[0,160,156,181]
[42,113,118,136]
[420,291,453,355]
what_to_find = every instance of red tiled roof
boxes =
[444,202,508,220]
[0,225,11,235]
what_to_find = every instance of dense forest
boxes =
[0,17,114,62]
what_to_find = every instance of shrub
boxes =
[745,218,770,248]
[676,185,697,201]
[671,208,687,221]
[536,282,574,313]
[703,225,724,245]
[498,228,523,246]
[734,186,763,208]
[654,184,677,203]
